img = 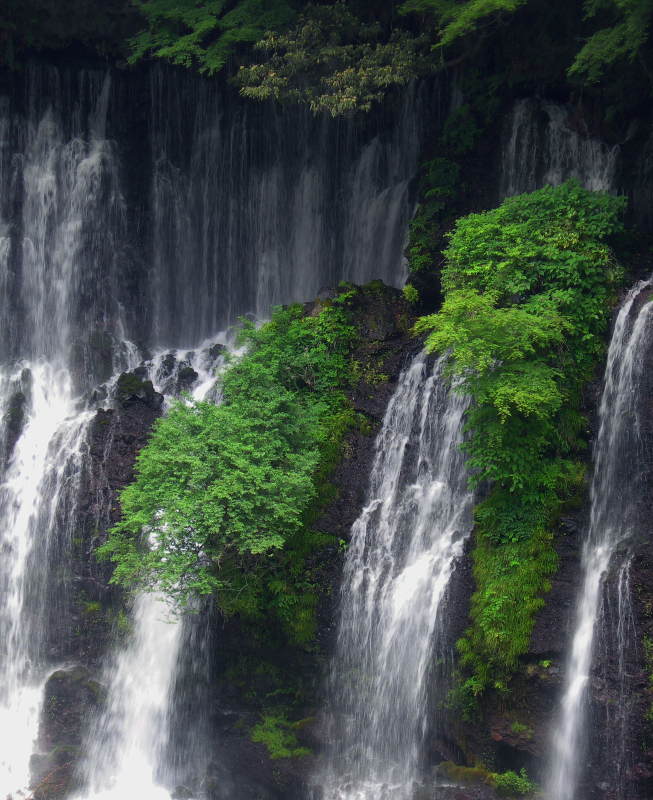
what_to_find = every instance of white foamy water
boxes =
[546,279,653,800]
[315,352,473,799]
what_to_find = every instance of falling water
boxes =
[72,347,228,800]
[315,352,473,800]
[0,66,124,798]
[546,278,653,800]
[0,59,427,797]
[500,99,619,198]
[147,69,425,344]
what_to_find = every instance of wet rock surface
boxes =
[31,666,105,799]
[32,371,165,796]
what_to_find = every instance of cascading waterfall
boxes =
[72,593,183,800]
[147,69,425,344]
[72,346,228,800]
[0,67,126,798]
[546,278,653,800]
[0,60,425,798]
[315,352,473,800]
[500,99,619,199]
[0,365,92,794]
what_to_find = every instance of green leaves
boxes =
[99,302,357,633]
[237,3,424,115]
[415,181,625,700]
[128,0,296,74]
[569,0,653,83]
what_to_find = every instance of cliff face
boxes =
[31,284,418,800]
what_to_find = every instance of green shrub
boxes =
[492,767,536,796]
[415,180,625,699]
[402,284,420,304]
[99,300,357,643]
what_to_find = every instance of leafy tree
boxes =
[399,0,528,47]
[415,181,626,699]
[128,0,296,74]
[237,3,424,114]
[569,0,653,83]
[99,301,357,644]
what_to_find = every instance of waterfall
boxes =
[72,594,183,800]
[0,66,125,798]
[500,99,619,198]
[147,69,424,345]
[72,346,228,800]
[315,352,473,800]
[0,59,426,798]
[546,278,653,800]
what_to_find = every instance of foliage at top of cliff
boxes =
[236,3,425,115]
[127,0,296,74]
[2,0,652,116]
[415,180,626,701]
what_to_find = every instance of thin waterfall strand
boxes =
[317,352,473,800]
[546,278,653,800]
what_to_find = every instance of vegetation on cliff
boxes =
[414,180,626,702]
[100,297,358,644]
[3,0,652,116]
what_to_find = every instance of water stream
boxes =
[315,352,473,800]
[0,61,425,798]
[546,278,653,800]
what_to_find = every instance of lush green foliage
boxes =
[399,0,528,46]
[407,158,461,274]
[250,713,311,758]
[416,181,625,698]
[99,301,357,642]
[492,767,536,796]
[569,0,653,83]
[128,0,296,74]
[237,3,423,114]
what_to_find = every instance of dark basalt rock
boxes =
[31,666,105,799]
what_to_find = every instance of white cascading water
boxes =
[500,99,619,199]
[72,348,228,800]
[316,352,473,800]
[0,60,425,798]
[72,594,183,800]
[0,69,123,798]
[0,366,91,793]
[546,278,653,800]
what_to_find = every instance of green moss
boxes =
[643,636,653,727]
[250,714,311,759]
[82,601,102,615]
[438,762,535,796]
[509,720,533,738]
[438,761,493,785]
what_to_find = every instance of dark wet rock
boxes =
[208,343,226,361]
[31,666,105,799]
[115,371,163,409]
[177,363,198,392]
[3,388,27,463]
